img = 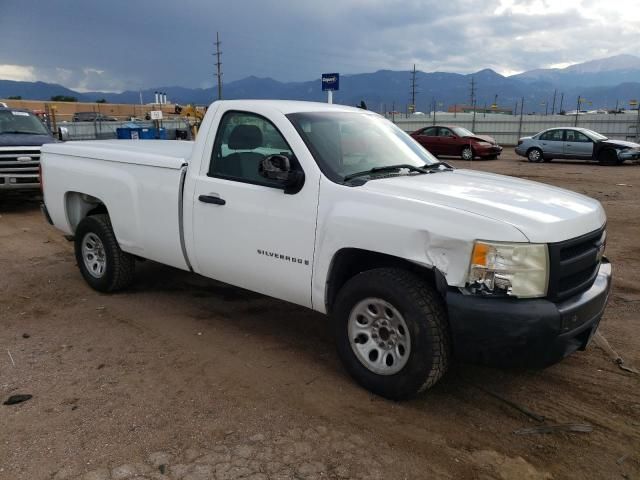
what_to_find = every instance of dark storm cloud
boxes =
[0,0,638,91]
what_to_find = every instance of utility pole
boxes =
[517,97,524,139]
[551,89,557,115]
[470,76,477,131]
[409,64,418,113]
[575,96,581,126]
[214,32,223,100]
[432,98,437,126]
[469,76,476,108]
[559,92,564,114]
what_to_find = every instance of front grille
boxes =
[547,227,605,301]
[0,148,41,174]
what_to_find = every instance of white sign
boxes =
[150,110,163,120]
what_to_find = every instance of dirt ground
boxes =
[1,150,639,480]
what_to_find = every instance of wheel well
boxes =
[65,192,109,233]
[526,146,542,155]
[325,248,446,314]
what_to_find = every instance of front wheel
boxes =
[333,268,450,400]
[461,146,474,160]
[74,214,135,292]
[598,149,619,166]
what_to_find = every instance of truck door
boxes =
[190,110,318,308]
[564,129,594,159]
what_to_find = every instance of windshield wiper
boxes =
[344,164,429,182]
[424,161,454,170]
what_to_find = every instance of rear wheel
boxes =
[74,214,135,292]
[598,149,619,166]
[527,148,543,162]
[461,146,474,160]
[333,268,450,400]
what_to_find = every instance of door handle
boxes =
[199,194,226,205]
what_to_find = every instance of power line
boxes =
[214,31,223,100]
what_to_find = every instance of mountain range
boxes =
[2,55,640,113]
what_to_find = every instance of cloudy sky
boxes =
[1,0,639,92]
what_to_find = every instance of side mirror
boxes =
[259,154,304,193]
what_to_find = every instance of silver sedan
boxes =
[515,127,640,165]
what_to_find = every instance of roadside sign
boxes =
[321,73,339,91]
[150,110,163,120]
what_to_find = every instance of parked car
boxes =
[72,112,117,122]
[516,127,640,165]
[41,100,611,399]
[0,106,57,193]
[411,125,503,160]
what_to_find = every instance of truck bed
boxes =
[41,140,193,271]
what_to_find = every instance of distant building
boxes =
[448,104,513,115]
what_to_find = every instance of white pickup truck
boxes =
[41,100,611,399]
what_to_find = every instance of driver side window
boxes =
[539,130,564,141]
[209,111,294,187]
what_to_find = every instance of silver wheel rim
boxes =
[348,298,411,375]
[462,148,473,160]
[529,149,541,162]
[81,232,107,278]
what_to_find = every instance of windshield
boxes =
[452,126,474,137]
[0,110,49,135]
[581,129,608,141]
[287,111,438,182]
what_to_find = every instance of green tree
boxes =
[7,95,22,100]
[96,98,107,103]
[50,95,78,102]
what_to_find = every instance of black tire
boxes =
[333,268,450,400]
[461,146,474,160]
[527,148,544,163]
[74,214,135,292]
[598,149,619,166]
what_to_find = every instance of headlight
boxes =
[467,241,549,298]
[476,141,493,146]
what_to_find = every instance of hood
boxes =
[467,134,496,144]
[363,169,605,243]
[602,139,640,149]
[0,133,57,147]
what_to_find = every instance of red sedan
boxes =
[411,125,503,160]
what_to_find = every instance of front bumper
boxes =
[0,173,40,191]
[446,260,612,367]
[476,145,503,157]
[619,149,640,161]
